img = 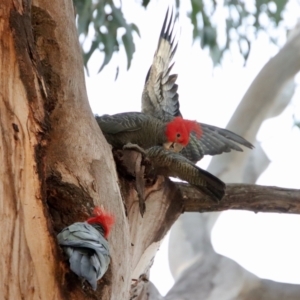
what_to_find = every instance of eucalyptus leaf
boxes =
[73,0,290,75]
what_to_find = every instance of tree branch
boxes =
[178,183,300,213]
[168,21,300,295]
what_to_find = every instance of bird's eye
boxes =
[176,133,181,138]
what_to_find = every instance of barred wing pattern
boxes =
[182,123,254,162]
[141,10,253,161]
[57,222,110,290]
[141,9,181,119]
[146,146,225,201]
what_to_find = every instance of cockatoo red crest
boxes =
[165,117,202,146]
[87,207,115,238]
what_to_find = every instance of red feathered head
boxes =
[165,117,202,146]
[87,206,115,238]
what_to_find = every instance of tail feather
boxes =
[146,146,225,201]
[190,167,225,201]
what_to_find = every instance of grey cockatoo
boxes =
[95,112,224,208]
[95,111,201,152]
[57,207,114,290]
[141,9,254,163]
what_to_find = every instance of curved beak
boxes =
[163,142,184,152]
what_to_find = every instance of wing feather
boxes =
[142,9,181,118]
[95,112,148,134]
[146,146,225,201]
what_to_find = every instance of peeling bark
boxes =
[1,1,187,298]
[2,0,130,298]
[1,1,63,299]
[31,0,131,298]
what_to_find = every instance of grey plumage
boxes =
[142,8,181,119]
[57,222,110,290]
[95,111,201,152]
[95,112,167,150]
[146,146,225,201]
[181,123,254,162]
[141,10,254,163]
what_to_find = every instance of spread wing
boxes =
[95,112,148,134]
[140,10,253,162]
[181,123,254,162]
[141,9,181,119]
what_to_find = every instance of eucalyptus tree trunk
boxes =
[2,1,300,300]
[1,0,130,298]
[0,1,184,299]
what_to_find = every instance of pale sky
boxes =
[85,0,300,296]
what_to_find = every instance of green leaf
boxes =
[142,0,151,8]
[98,32,116,73]
[76,0,93,35]
[122,32,135,70]
[73,0,140,76]
[131,23,140,37]
[73,0,290,74]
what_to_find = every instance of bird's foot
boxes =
[123,143,147,155]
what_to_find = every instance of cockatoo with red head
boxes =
[57,207,114,290]
[142,9,253,163]
[96,111,201,153]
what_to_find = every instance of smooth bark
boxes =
[179,183,300,213]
